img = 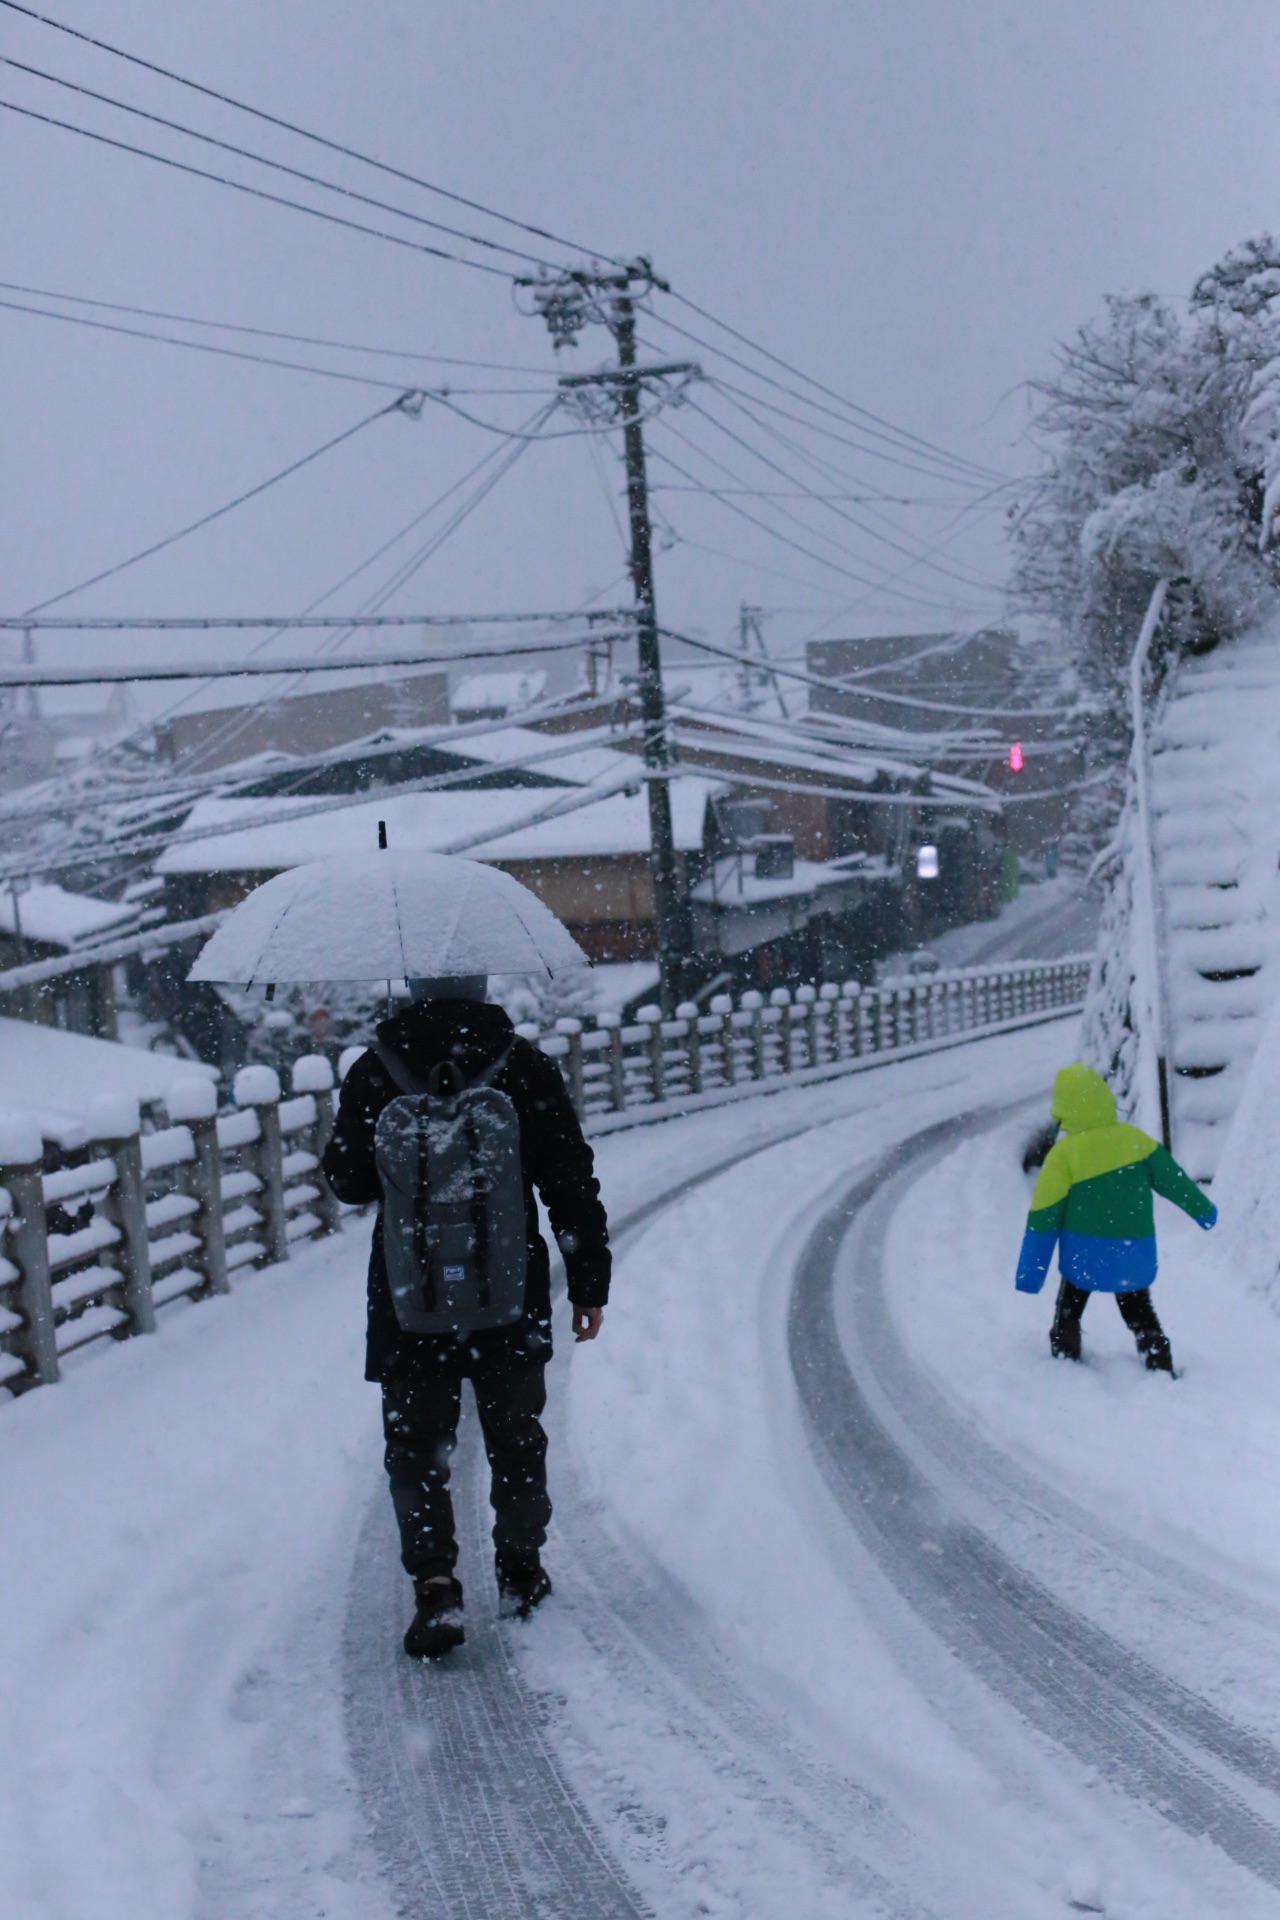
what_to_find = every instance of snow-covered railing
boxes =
[531,956,1092,1128]
[0,1055,338,1398]
[0,954,1088,1403]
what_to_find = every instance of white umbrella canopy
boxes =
[188,851,588,985]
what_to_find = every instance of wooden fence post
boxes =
[597,1013,626,1112]
[794,985,818,1068]
[0,1114,59,1388]
[741,991,766,1079]
[771,988,794,1074]
[88,1097,156,1338]
[555,1019,586,1119]
[636,1005,665,1104]
[709,996,736,1085]
[676,1002,702,1094]
[817,983,839,1062]
[292,1055,343,1234]
[166,1076,229,1296]
[234,1066,290,1266]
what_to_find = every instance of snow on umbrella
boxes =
[188,851,587,985]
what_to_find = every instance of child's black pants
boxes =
[1051,1278,1172,1367]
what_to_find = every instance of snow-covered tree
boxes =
[1012,242,1280,729]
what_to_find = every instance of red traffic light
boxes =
[1009,740,1024,772]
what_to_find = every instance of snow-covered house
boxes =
[0,884,140,1038]
[450,670,547,725]
[0,1015,215,1157]
[155,775,727,963]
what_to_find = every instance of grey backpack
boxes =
[372,1044,528,1336]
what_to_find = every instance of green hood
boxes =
[1050,1062,1116,1133]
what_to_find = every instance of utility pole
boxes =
[521,258,698,1010]
[738,603,789,718]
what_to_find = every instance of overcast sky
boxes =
[3,0,1279,699]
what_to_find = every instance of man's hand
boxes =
[572,1306,604,1343]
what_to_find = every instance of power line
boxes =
[663,289,1006,483]
[647,438,987,613]
[662,625,1076,721]
[0,0,613,262]
[0,278,556,374]
[156,417,546,775]
[672,393,1007,595]
[2,611,631,632]
[21,394,415,615]
[0,292,423,390]
[1,53,561,273]
[696,361,1012,489]
[0,95,517,279]
[0,635,614,686]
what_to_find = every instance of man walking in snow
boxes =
[1016,1063,1216,1374]
[322,976,610,1658]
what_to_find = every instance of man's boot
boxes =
[404,1573,464,1658]
[496,1551,552,1619]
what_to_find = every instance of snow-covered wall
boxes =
[1083,611,1280,1206]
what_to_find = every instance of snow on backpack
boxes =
[372,1043,528,1336]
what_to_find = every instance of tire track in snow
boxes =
[790,1117,1280,1890]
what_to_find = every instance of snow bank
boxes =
[0,1110,43,1165]
[1084,613,1280,1179]
[0,1231,391,1919]
[1208,989,1280,1300]
[0,1019,216,1148]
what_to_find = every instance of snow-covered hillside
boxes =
[1085,612,1280,1185]
[1152,617,1280,1180]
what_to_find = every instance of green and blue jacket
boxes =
[1016,1063,1216,1295]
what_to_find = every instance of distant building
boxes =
[450,670,547,725]
[0,883,139,1036]
[805,629,1078,859]
[153,672,449,774]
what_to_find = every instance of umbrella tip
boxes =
[378,820,387,850]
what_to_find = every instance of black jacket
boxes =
[322,998,611,1381]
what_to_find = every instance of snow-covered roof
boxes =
[451,671,547,716]
[445,725,637,788]
[156,775,721,874]
[691,853,875,909]
[0,884,138,951]
[0,1018,216,1148]
[469,778,722,861]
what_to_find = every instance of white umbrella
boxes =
[188,850,587,985]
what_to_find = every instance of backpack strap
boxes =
[372,1039,515,1099]
[371,1041,426,1096]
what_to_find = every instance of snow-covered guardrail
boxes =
[0,955,1089,1403]
[533,955,1092,1130]
[0,1055,339,1398]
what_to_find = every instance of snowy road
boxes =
[795,1119,1280,1896]
[5,1014,1280,1916]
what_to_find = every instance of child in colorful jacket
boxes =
[1016,1063,1217,1374]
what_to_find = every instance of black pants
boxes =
[381,1347,551,1580]
[1051,1277,1170,1364]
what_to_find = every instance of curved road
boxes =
[790,1116,1280,1889]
